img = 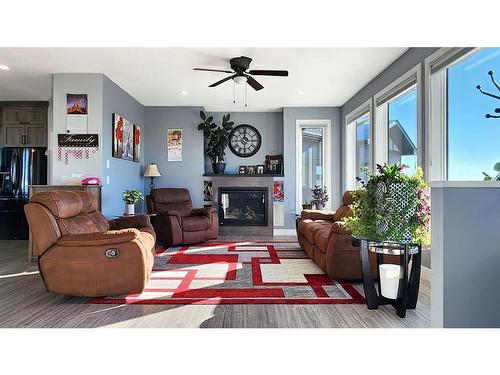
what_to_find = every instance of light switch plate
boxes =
[106,176,110,185]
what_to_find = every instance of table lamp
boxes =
[144,163,161,192]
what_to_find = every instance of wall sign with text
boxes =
[57,134,99,147]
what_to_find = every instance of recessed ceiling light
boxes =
[180,90,188,96]
[297,90,304,95]
[0,64,10,71]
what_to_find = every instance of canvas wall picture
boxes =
[167,129,182,161]
[133,124,141,162]
[203,180,213,201]
[273,181,284,202]
[113,113,137,162]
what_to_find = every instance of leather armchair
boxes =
[297,191,398,280]
[146,188,218,246]
[24,190,156,297]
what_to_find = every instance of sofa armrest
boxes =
[300,210,335,221]
[58,229,141,247]
[331,221,351,235]
[156,209,182,224]
[191,207,216,218]
[109,214,152,231]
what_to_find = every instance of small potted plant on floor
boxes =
[310,185,329,210]
[197,111,234,174]
[122,189,144,215]
[344,163,431,244]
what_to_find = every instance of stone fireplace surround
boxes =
[208,176,275,236]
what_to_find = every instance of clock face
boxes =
[229,124,262,158]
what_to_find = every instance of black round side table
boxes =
[358,238,422,318]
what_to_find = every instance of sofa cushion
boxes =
[314,227,331,254]
[151,188,193,217]
[30,191,83,219]
[182,216,211,232]
[303,221,332,244]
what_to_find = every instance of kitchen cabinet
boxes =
[1,106,47,147]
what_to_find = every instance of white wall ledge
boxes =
[429,181,500,188]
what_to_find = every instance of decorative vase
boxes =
[125,203,135,215]
[374,181,418,243]
[212,162,226,174]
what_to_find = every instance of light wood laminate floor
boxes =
[0,238,430,328]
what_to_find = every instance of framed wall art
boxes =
[113,113,138,162]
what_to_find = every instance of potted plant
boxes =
[122,189,144,215]
[302,201,312,210]
[344,163,431,245]
[197,111,234,174]
[482,162,500,181]
[310,185,329,210]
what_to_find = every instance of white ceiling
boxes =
[0,48,407,111]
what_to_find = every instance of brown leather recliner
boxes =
[298,191,397,280]
[24,190,156,297]
[146,188,218,246]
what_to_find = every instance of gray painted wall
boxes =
[283,107,342,229]
[143,106,205,208]
[431,185,500,328]
[205,111,283,174]
[102,76,145,217]
[340,48,439,268]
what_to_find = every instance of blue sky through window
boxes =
[388,87,418,175]
[448,48,500,180]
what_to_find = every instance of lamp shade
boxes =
[144,163,161,177]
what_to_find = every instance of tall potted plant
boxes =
[122,189,144,215]
[344,163,431,245]
[197,111,234,174]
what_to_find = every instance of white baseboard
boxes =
[273,228,297,236]
[421,266,431,283]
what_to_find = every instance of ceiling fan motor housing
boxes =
[230,56,252,74]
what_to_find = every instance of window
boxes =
[345,100,372,190]
[374,65,420,173]
[447,48,500,180]
[355,113,370,182]
[296,119,331,212]
[427,47,500,181]
[301,128,324,203]
[387,86,418,175]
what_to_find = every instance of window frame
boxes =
[295,119,332,213]
[424,47,479,182]
[373,64,422,170]
[345,99,373,191]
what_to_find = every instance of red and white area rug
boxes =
[89,241,365,305]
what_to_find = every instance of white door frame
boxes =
[295,119,332,213]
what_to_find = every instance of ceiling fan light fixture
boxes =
[233,75,247,85]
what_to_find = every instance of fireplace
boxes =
[218,187,268,226]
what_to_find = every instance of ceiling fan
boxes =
[193,56,288,91]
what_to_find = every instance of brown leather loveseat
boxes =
[298,191,383,280]
[24,190,156,297]
[146,188,218,246]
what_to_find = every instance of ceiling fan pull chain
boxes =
[233,80,236,104]
[245,83,248,107]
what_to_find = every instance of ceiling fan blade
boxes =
[194,68,233,73]
[209,74,236,87]
[248,70,289,77]
[245,75,264,91]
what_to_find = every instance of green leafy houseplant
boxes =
[344,163,431,245]
[122,189,144,204]
[482,162,500,181]
[197,111,234,174]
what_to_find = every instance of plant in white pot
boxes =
[122,189,144,215]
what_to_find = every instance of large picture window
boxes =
[387,86,418,175]
[355,113,370,183]
[447,48,500,180]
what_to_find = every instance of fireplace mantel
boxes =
[203,173,283,178]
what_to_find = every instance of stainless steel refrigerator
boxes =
[0,147,47,239]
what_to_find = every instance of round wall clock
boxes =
[229,124,262,158]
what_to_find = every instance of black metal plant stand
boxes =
[359,239,422,318]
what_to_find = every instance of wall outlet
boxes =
[106,176,110,185]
